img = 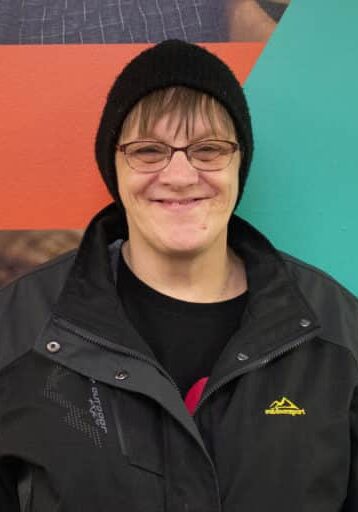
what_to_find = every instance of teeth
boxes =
[154,198,204,205]
[165,199,196,204]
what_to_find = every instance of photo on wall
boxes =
[0,0,290,44]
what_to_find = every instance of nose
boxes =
[157,150,200,187]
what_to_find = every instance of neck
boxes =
[120,237,247,303]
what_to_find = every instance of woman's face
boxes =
[115,109,241,257]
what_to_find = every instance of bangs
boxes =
[119,86,235,141]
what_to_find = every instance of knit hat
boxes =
[95,39,254,212]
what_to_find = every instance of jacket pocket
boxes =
[110,389,165,477]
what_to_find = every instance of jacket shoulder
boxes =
[0,250,77,372]
[280,251,358,363]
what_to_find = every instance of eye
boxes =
[127,143,168,162]
[191,142,223,160]
[131,144,164,154]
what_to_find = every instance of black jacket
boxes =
[1,203,357,511]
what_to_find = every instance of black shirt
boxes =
[116,245,248,398]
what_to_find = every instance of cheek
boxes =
[115,155,138,204]
[228,169,239,201]
[211,175,238,208]
[115,162,143,203]
[231,177,239,202]
[117,174,156,217]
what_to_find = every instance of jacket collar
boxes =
[52,202,320,374]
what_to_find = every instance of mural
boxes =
[0,1,356,295]
[0,1,292,287]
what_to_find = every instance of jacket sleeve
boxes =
[0,462,20,511]
[344,386,358,510]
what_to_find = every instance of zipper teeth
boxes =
[53,316,183,398]
[194,331,316,415]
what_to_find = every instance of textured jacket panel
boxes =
[0,250,76,372]
[281,251,358,365]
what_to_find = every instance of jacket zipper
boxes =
[194,328,320,415]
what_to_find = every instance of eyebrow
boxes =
[189,131,224,142]
[123,131,229,145]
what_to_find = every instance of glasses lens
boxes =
[126,142,169,172]
[189,141,235,171]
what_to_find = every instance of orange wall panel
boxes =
[0,43,264,228]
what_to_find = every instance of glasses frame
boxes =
[116,139,241,173]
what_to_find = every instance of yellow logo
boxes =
[265,397,306,416]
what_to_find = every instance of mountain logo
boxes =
[265,396,306,416]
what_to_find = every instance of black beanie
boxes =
[95,39,254,212]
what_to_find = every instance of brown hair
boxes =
[119,86,236,142]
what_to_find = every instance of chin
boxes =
[157,233,212,256]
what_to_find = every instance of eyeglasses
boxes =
[116,139,240,173]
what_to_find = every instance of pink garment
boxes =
[184,377,209,415]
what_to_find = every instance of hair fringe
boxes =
[119,87,235,141]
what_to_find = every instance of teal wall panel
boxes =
[238,0,358,296]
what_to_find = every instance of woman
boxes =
[0,40,357,511]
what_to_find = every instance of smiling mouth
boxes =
[152,198,206,210]
[154,198,204,204]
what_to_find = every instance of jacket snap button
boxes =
[236,352,249,361]
[300,318,311,328]
[115,370,129,381]
[46,341,61,353]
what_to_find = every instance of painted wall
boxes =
[0,0,356,296]
[239,0,358,295]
